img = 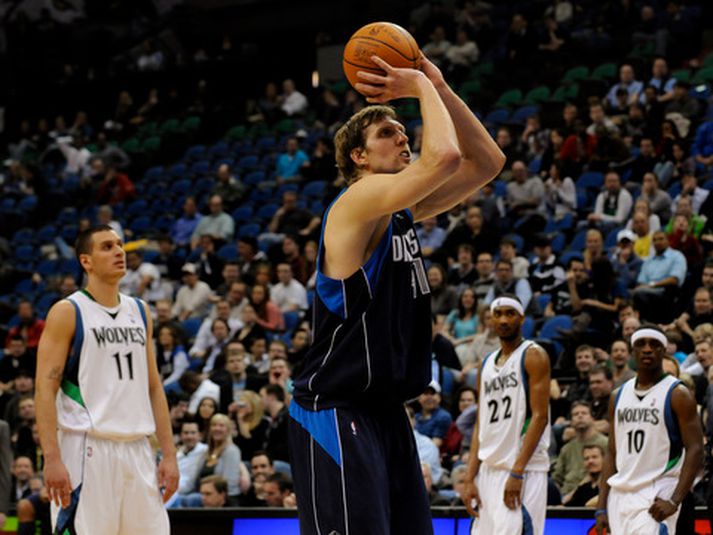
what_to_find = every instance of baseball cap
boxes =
[617,229,636,243]
[181,263,198,275]
[424,380,441,394]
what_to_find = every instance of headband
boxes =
[490,297,524,316]
[631,328,667,348]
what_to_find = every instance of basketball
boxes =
[343,22,421,91]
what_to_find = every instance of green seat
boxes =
[672,69,691,83]
[226,125,247,141]
[704,52,713,68]
[183,116,200,131]
[330,80,349,95]
[121,138,141,154]
[551,86,567,102]
[142,136,161,153]
[248,123,270,139]
[85,143,98,153]
[458,79,482,100]
[629,41,655,59]
[562,66,589,83]
[159,118,181,135]
[524,85,551,104]
[398,100,420,119]
[495,89,523,108]
[590,63,617,81]
[137,121,157,138]
[471,62,494,78]
[692,66,713,84]
[275,119,294,135]
[564,84,579,100]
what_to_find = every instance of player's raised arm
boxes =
[504,345,550,509]
[35,300,75,508]
[595,391,618,535]
[335,56,461,222]
[141,301,179,503]
[648,384,703,522]
[409,55,506,221]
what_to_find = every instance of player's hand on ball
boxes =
[460,479,481,517]
[158,456,179,503]
[355,56,427,104]
[503,474,523,510]
[595,512,608,535]
[419,53,445,87]
[648,497,677,522]
[44,459,72,508]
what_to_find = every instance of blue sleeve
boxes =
[670,251,688,286]
[433,411,453,439]
[637,261,649,284]
[664,78,676,92]
[692,122,712,157]
[516,279,533,310]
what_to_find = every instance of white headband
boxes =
[490,297,524,316]
[631,328,668,347]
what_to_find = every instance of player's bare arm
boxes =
[648,384,703,522]
[35,300,75,508]
[504,345,550,510]
[142,301,179,503]
[323,57,460,278]
[461,361,484,517]
[409,55,506,222]
[595,391,618,535]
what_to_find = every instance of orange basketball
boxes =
[343,22,421,91]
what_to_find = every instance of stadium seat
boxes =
[169,163,187,178]
[559,250,584,267]
[12,229,35,246]
[495,89,522,108]
[217,244,239,262]
[562,65,589,83]
[302,180,327,198]
[170,179,192,197]
[539,315,573,341]
[126,199,149,217]
[522,316,535,338]
[190,160,211,176]
[524,85,550,104]
[256,204,279,221]
[484,108,510,125]
[244,171,266,186]
[17,196,38,213]
[551,233,566,253]
[182,317,203,339]
[510,105,539,125]
[576,171,604,191]
[238,223,261,238]
[232,205,254,223]
[129,216,153,235]
[283,311,301,332]
[590,63,616,80]
[604,227,622,248]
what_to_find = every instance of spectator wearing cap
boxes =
[191,195,235,249]
[529,234,565,295]
[415,382,452,448]
[610,230,643,289]
[588,171,633,229]
[172,263,214,321]
[172,197,202,249]
[633,231,687,323]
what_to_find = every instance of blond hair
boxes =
[334,105,397,184]
[206,413,232,463]
[239,390,265,431]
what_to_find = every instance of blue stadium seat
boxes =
[35,292,59,318]
[182,317,203,339]
[0,198,16,214]
[12,229,35,246]
[190,160,211,176]
[238,223,261,238]
[142,250,160,263]
[256,204,279,221]
[310,200,325,215]
[36,259,58,276]
[126,199,149,217]
[522,316,535,338]
[61,225,78,243]
[493,180,507,197]
[194,177,215,194]
[142,166,164,182]
[244,171,266,186]
[17,196,38,213]
[551,233,566,253]
[208,142,230,159]
[232,205,253,223]
[257,137,277,152]
[283,311,301,332]
[538,315,572,341]
[302,181,327,198]
[129,216,153,235]
[154,215,175,233]
[170,179,192,197]
[58,259,82,279]
[169,163,187,178]
[510,105,539,125]
[276,184,299,196]
[604,227,622,248]
[576,172,604,191]
[217,244,239,262]
[184,145,206,162]
[536,293,552,312]
[484,108,510,125]
[57,207,78,225]
[238,155,260,170]
[559,250,584,267]
[555,213,574,231]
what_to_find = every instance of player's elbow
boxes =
[426,147,461,176]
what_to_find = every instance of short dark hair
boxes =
[75,224,116,268]
[589,364,613,381]
[570,400,592,415]
[263,384,286,403]
[582,444,605,456]
[266,473,293,493]
[251,450,273,464]
[200,475,228,495]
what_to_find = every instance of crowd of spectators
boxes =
[0,0,713,528]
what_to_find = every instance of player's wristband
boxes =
[594,509,607,518]
[509,472,524,480]
[666,498,680,508]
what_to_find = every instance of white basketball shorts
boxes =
[608,478,680,535]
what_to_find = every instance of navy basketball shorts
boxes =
[288,402,433,535]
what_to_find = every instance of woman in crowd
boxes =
[250,283,285,332]
[233,390,270,461]
[156,325,190,386]
[198,413,243,503]
[444,288,479,355]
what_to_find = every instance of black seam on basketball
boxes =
[391,24,417,62]
[343,58,386,72]
[349,35,418,62]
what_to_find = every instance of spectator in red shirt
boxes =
[5,301,45,352]
[95,161,136,205]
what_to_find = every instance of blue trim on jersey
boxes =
[289,401,341,467]
[613,383,626,410]
[520,343,530,401]
[315,189,393,318]
[66,299,84,374]
[659,523,669,534]
[521,504,534,535]
[664,380,683,449]
[134,297,148,328]
[404,208,414,221]
[54,483,82,535]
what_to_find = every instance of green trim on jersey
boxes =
[664,455,681,473]
[61,379,85,408]
[521,416,531,436]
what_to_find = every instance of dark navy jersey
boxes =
[292,196,432,410]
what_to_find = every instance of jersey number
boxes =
[487,396,513,423]
[627,429,645,454]
[111,352,134,380]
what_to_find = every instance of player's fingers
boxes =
[354,83,383,97]
[370,55,394,72]
[356,71,387,84]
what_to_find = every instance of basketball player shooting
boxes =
[461,296,551,535]
[595,325,703,535]
[35,226,178,535]
[287,54,505,533]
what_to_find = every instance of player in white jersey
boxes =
[461,294,551,535]
[35,225,178,535]
[596,325,703,535]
